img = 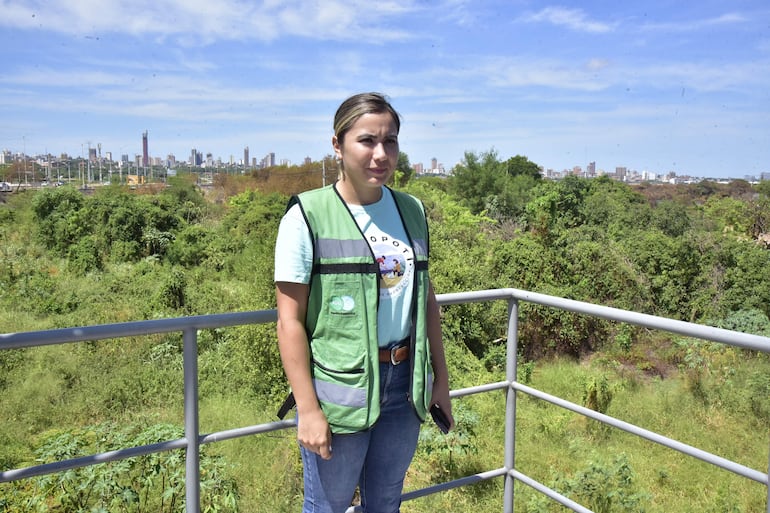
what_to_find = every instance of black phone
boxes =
[430,404,450,434]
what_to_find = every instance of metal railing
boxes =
[2,288,769,513]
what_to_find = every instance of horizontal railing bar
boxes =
[511,469,594,513]
[200,383,511,445]
[514,381,769,485]
[0,438,189,483]
[437,289,517,305]
[199,419,297,444]
[0,310,277,350]
[345,468,510,513]
[6,290,768,353]
[1,418,301,484]
[450,381,509,398]
[402,467,509,501]
[0,385,508,485]
[438,289,770,353]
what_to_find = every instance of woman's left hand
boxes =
[431,378,455,431]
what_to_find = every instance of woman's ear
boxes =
[332,135,342,160]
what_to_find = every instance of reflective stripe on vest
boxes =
[313,378,367,409]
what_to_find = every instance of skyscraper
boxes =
[244,146,249,168]
[142,131,149,168]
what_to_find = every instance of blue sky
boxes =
[1,0,768,179]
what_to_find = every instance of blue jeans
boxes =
[300,360,422,513]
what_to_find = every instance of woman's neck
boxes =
[335,181,383,206]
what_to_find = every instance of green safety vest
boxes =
[290,184,433,433]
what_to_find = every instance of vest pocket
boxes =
[322,278,364,329]
[311,338,369,404]
[312,354,370,432]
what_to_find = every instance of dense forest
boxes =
[1,150,769,512]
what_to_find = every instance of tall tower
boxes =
[142,131,149,168]
[244,146,249,168]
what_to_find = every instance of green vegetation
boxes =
[1,158,769,512]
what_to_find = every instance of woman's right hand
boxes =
[297,407,333,460]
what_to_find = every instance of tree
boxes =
[450,150,501,214]
[581,176,652,237]
[3,161,41,184]
[450,149,542,221]
[31,186,87,254]
[396,151,413,184]
[756,179,770,198]
[525,175,591,234]
[501,154,542,180]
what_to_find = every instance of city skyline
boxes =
[1,1,769,179]
[8,135,768,185]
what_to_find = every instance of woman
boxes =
[275,92,453,513]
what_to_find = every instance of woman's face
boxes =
[333,111,399,203]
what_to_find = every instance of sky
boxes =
[1,0,769,179]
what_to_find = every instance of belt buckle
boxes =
[390,345,402,366]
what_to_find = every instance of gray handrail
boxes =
[2,288,769,513]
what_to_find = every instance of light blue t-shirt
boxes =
[274,188,415,347]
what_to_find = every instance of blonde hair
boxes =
[333,93,401,177]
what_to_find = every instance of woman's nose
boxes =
[373,143,387,161]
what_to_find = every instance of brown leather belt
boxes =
[378,344,410,365]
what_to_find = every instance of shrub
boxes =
[2,422,238,513]
[526,454,650,513]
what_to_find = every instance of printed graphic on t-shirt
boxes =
[371,235,413,299]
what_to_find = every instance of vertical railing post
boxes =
[766,439,770,513]
[503,297,519,513]
[183,327,201,513]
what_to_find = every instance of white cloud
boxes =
[641,12,748,32]
[520,7,615,34]
[0,0,418,43]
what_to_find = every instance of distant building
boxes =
[142,131,149,168]
[261,152,276,168]
[190,149,202,166]
[244,146,249,168]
